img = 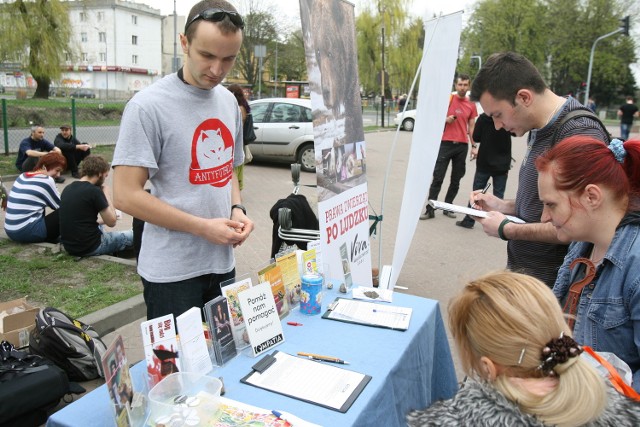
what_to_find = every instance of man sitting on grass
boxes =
[59,155,133,257]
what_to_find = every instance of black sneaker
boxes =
[456,220,474,229]
[71,172,80,179]
[443,210,457,218]
[54,176,66,184]
[419,207,435,220]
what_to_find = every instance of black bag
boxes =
[29,307,108,382]
[243,113,257,144]
[0,340,82,427]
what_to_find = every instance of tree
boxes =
[356,0,415,99]
[460,0,638,107]
[275,29,307,83]
[0,0,74,99]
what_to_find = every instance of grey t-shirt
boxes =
[112,74,244,283]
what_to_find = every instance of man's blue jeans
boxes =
[85,228,133,256]
[621,123,631,141]
[142,270,235,321]
[460,170,508,226]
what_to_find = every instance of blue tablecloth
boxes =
[47,291,458,427]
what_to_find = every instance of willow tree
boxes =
[356,0,413,99]
[0,0,73,98]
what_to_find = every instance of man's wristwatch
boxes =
[231,204,247,215]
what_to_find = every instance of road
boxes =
[1,109,397,154]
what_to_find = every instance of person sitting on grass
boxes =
[4,152,67,243]
[59,155,133,257]
[54,124,91,179]
[407,271,640,426]
[15,125,65,183]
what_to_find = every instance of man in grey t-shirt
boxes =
[111,0,253,319]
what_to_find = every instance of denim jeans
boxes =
[428,141,468,204]
[5,210,60,243]
[142,270,236,321]
[85,228,133,257]
[460,170,508,225]
[620,123,631,141]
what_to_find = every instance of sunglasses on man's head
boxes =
[184,8,245,32]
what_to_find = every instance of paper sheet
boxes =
[429,200,525,224]
[326,298,412,330]
[241,351,370,412]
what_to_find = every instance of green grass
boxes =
[0,239,141,318]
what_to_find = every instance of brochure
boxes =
[204,296,238,365]
[176,306,213,374]
[101,335,133,427]
[220,276,253,349]
[140,314,181,387]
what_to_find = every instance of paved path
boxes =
[2,124,630,410]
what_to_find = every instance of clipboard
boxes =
[322,297,412,331]
[429,200,525,224]
[240,350,371,413]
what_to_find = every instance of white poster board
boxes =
[389,13,464,289]
[300,0,373,288]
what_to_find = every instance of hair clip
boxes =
[609,138,626,163]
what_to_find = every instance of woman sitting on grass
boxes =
[3,152,66,243]
[407,271,640,426]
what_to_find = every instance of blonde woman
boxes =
[407,271,640,426]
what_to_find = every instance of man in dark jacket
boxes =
[456,113,512,229]
[54,124,91,179]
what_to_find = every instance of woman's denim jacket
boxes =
[553,220,640,392]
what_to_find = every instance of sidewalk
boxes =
[2,124,633,417]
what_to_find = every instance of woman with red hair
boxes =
[3,152,66,243]
[536,136,640,392]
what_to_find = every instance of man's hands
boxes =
[468,190,514,238]
[470,145,479,160]
[76,144,91,152]
[198,213,254,248]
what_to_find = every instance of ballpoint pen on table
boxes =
[297,352,350,365]
[472,182,491,209]
[271,410,293,426]
[287,322,303,326]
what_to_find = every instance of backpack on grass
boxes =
[29,307,108,382]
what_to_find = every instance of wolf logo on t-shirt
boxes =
[189,118,234,187]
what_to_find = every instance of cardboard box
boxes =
[0,298,39,347]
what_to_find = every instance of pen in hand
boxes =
[472,182,491,210]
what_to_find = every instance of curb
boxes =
[79,293,146,336]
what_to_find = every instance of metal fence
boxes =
[0,98,125,155]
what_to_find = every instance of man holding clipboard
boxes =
[467,52,609,288]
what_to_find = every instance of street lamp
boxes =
[584,16,630,106]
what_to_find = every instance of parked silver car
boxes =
[248,98,315,172]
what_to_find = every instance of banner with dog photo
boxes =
[300,0,372,287]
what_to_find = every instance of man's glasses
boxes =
[184,8,245,32]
